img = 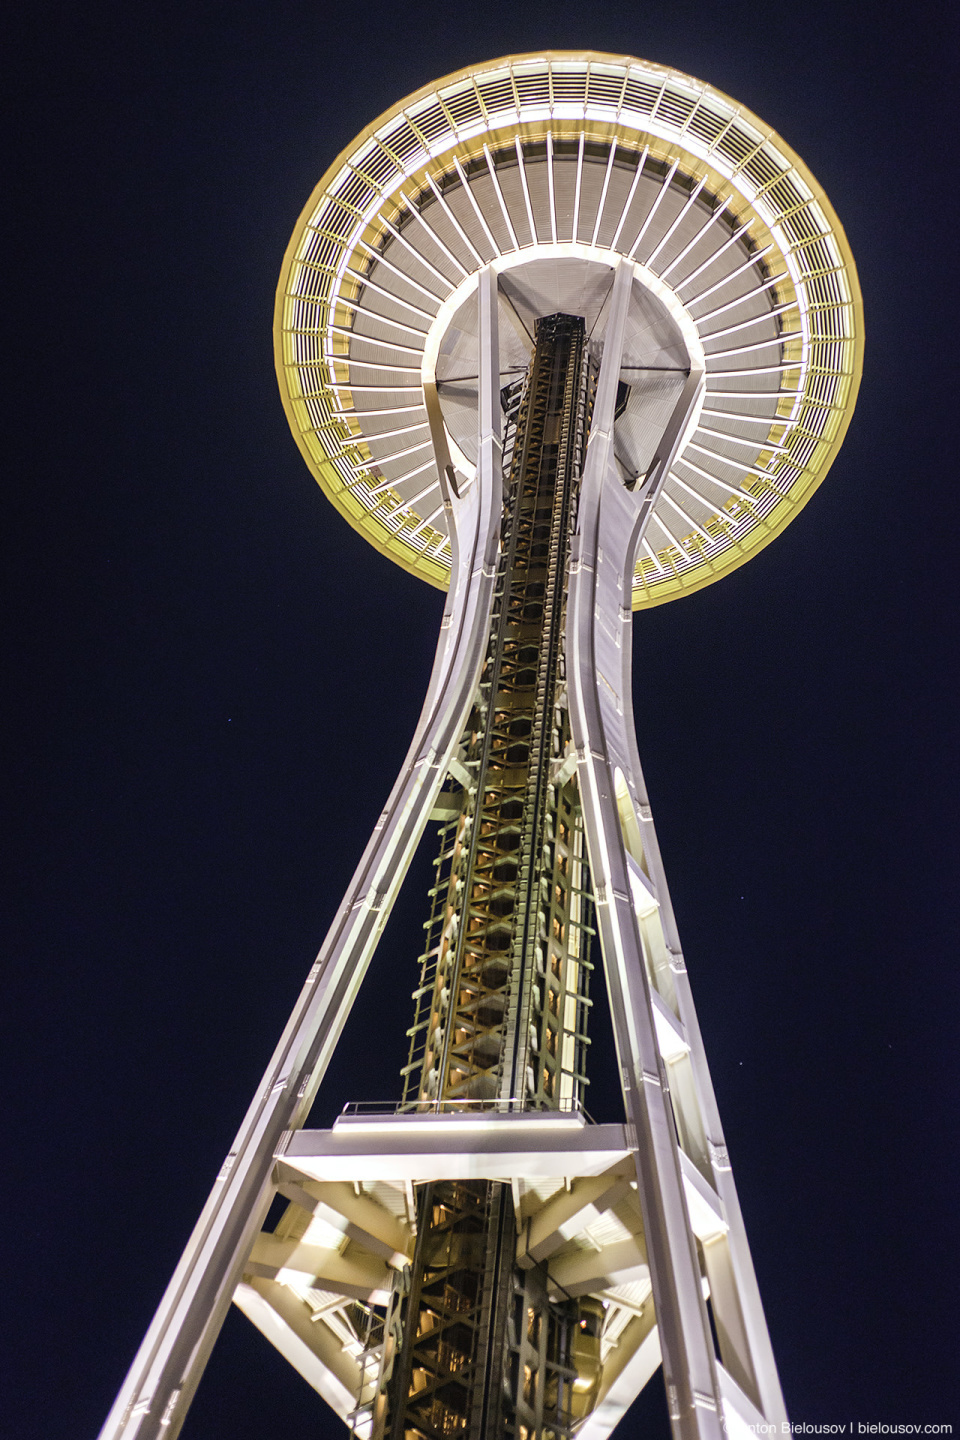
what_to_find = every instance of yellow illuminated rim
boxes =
[275,51,863,608]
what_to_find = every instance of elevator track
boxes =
[365,316,601,1440]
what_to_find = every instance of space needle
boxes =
[101,51,862,1440]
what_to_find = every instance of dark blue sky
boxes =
[4,3,957,1438]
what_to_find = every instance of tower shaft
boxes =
[102,252,796,1440]
[377,315,599,1440]
[407,313,593,1115]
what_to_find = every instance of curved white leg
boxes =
[99,272,504,1440]
[567,260,785,1440]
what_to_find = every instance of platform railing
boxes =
[337,1096,595,1121]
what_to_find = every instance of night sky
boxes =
[5,3,958,1438]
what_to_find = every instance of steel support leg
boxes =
[566,259,785,1440]
[99,273,505,1440]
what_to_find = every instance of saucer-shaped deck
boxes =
[275,52,862,607]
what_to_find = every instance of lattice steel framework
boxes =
[404,314,594,1118]
[100,52,862,1440]
[373,313,599,1440]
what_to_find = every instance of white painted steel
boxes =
[567,257,786,1438]
[108,249,788,1440]
[280,1116,634,1183]
[98,274,506,1440]
[276,55,862,605]
[107,50,864,1440]
[234,1280,370,1433]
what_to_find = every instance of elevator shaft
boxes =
[371,316,601,1440]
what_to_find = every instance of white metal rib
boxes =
[669,468,721,515]
[628,157,679,259]
[610,147,648,252]
[572,133,585,243]
[297,393,421,415]
[331,298,431,342]
[590,138,618,248]
[336,421,429,449]
[659,198,729,280]
[705,360,799,378]
[367,459,436,496]
[645,175,707,268]
[374,214,457,293]
[649,507,685,553]
[452,156,502,260]
[684,244,776,308]
[700,305,791,343]
[483,143,519,250]
[398,191,471,279]
[296,298,428,339]
[354,437,433,469]
[686,439,764,471]
[514,138,538,245]
[425,174,485,268]
[402,477,441,508]
[660,487,714,545]
[696,423,786,454]
[546,132,558,245]
[673,219,755,293]
[700,405,782,426]
[705,332,800,360]
[344,265,438,323]
[326,324,424,357]
[325,403,426,418]
[358,238,447,306]
[333,358,422,373]
[641,534,667,569]
[408,502,444,538]
[695,275,787,325]
[324,382,423,392]
[708,385,801,397]
[676,451,763,503]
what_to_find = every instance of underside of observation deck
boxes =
[275,52,862,607]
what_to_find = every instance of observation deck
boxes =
[275,51,862,607]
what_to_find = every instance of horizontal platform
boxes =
[278,1112,635,1184]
